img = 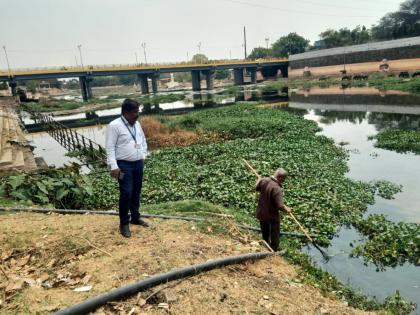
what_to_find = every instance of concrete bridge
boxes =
[0,58,288,101]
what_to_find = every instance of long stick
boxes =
[242,158,261,179]
[241,158,330,260]
[288,213,314,242]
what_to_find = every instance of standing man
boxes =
[106,99,149,238]
[255,168,291,251]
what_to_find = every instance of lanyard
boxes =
[121,117,137,143]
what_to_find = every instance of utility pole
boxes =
[2,45,12,77]
[265,38,269,50]
[243,26,247,59]
[74,55,79,67]
[77,44,84,69]
[197,42,201,54]
[141,42,147,65]
[187,51,189,61]
[229,49,232,60]
[135,52,138,64]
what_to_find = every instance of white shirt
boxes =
[105,116,148,170]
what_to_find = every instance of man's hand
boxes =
[110,168,120,179]
[283,205,292,214]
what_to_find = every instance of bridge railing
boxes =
[0,58,288,77]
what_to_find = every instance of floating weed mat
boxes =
[87,105,417,258]
[352,214,420,269]
[368,180,403,200]
[369,129,420,155]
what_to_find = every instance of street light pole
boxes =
[74,55,79,67]
[243,26,247,59]
[265,38,269,50]
[77,44,84,69]
[135,52,138,64]
[2,45,12,77]
[141,42,147,65]
[198,42,201,54]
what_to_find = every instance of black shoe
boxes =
[130,218,150,227]
[120,225,131,238]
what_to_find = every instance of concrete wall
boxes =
[288,58,420,78]
[289,36,420,69]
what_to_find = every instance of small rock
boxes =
[158,302,169,309]
[37,273,50,283]
[5,279,25,293]
[137,298,147,307]
[73,285,92,292]
[263,295,269,300]
[164,290,177,303]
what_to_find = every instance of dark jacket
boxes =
[256,177,284,222]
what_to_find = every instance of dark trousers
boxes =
[260,220,280,251]
[117,160,144,226]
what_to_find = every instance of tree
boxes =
[372,0,420,40]
[191,53,208,64]
[317,26,371,49]
[174,72,192,82]
[248,47,271,59]
[214,69,230,79]
[271,33,310,57]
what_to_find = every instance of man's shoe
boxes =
[120,225,131,238]
[130,218,150,227]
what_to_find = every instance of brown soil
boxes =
[289,58,420,78]
[0,212,376,315]
[140,117,220,150]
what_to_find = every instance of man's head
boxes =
[273,168,288,184]
[121,99,140,125]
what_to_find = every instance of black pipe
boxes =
[54,252,273,315]
[0,207,312,237]
[0,207,205,221]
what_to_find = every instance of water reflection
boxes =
[289,90,420,310]
[23,87,289,132]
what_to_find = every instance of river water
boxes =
[24,86,420,311]
[290,88,420,312]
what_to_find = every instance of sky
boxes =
[0,0,403,69]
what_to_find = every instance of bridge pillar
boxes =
[138,74,149,94]
[248,68,257,84]
[279,65,288,78]
[191,70,201,91]
[203,70,215,90]
[86,76,94,99]
[8,81,17,96]
[233,68,244,85]
[79,76,89,102]
[151,73,159,94]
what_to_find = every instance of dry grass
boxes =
[0,212,376,315]
[140,117,220,150]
